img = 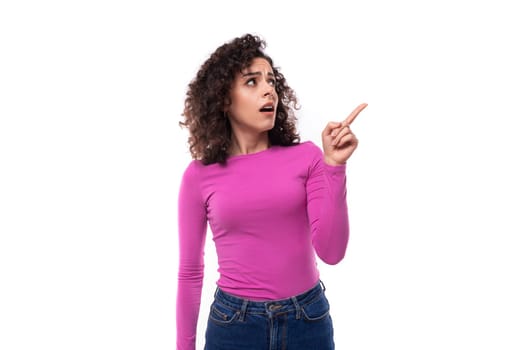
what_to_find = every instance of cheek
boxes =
[230,94,254,116]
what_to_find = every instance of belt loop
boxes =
[214,286,220,298]
[319,279,326,292]
[292,296,301,320]
[238,299,248,322]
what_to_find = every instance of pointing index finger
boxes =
[343,103,368,126]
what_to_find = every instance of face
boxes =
[226,57,278,135]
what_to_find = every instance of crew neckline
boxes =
[227,145,277,160]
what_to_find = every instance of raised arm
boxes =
[307,103,367,264]
[306,146,350,265]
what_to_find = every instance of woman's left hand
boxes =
[322,103,367,166]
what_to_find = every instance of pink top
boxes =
[176,141,350,350]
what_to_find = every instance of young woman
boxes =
[177,33,366,350]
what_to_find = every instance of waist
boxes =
[213,280,326,314]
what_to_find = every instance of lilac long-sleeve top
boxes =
[176,141,350,350]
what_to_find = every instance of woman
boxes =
[177,33,366,350]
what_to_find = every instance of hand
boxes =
[322,103,367,166]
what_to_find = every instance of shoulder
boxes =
[183,159,203,174]
[181,158,227,182]
[179,160,207,203]
[280,140,321,153]
[287,141,323,159]
[181,159,206,183]
[276,142,323,173]
[298,140,322,153]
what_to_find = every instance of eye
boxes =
[246,78,256,86]
[268,78,276,86]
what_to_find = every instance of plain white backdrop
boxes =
[1,0,524,349]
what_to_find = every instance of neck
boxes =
[229,131,270,156]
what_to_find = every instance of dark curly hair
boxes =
[180,34,300,165]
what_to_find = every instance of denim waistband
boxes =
[213,281,326,320]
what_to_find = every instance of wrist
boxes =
[324,156,346,166]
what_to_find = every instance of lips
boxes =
[259,102,275,113]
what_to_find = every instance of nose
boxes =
[263,84,275,100]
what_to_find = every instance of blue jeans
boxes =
[204,281,335,350]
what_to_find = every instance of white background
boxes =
[1,0,524,349]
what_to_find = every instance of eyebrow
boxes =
[241,71,275,78]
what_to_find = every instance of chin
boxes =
[251,117,275,133]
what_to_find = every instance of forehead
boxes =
[241,57,273,74]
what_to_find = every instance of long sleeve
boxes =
[176,162,207,350]
[306,145,349,265]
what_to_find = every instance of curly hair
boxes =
[180,34,300,165]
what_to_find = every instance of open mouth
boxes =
[259,104,275,113]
